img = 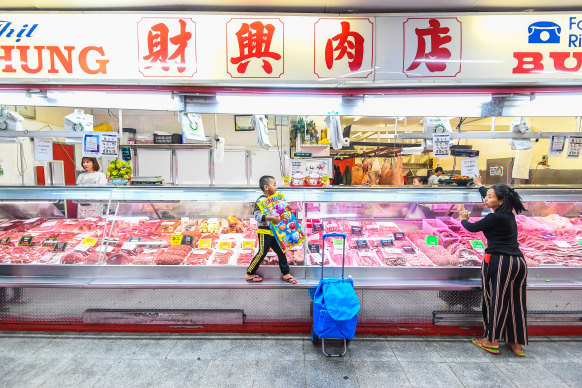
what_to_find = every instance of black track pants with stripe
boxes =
[246,233,290,276]
[481,254,528,345]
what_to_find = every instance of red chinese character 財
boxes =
[143,19,192,72]
[406,19,452,73]
[230,21,282,74]
[325,21,364,72]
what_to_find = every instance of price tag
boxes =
[578,240,582,245]
[553,240,570,248]
[23,217,40,224]
[384,248,403,254]
[219,241,232,249]
[402,245,415,254]
[351,226,363,236]
[312,223,323,232]
[41,221,58,227]
[182,235,194,246]
[308,244,320,253]
[181,217,190,227]
[162,221,176,225]
[0,237,11,245]
[96,245,114,253]
[171,234,182,245]
[128,236,142,242]
[74,244,91,252]
[198,238,212,248]
[358,251,374,257]
[42,237,58,248]
[104,238,119,247]
[18,235,34,246]
[121,242,137,250]
[380,238,394,247]
[52,242,68,253]
[242,240,255,248]
[469,240,485,249]
[81,237,98,247]
[393,232,405,241]
[310,252,322,264]
[146,241,164,249]
[426,235,439,246]
[355,239,369,249]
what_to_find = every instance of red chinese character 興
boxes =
[230,21,281,74]
[143,19,192,72]
[406,19,452,73]
[325,21,364,72]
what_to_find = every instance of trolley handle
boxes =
[321,233,347,280]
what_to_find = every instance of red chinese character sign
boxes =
[403,18,461,78]
[226,18,284,78]
[138,18,197,77]
[314,18,374,79]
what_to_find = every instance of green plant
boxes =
[291,117,318,143]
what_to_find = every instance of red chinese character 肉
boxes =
[325,21,364,71]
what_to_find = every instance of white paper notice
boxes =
[432,133,450,157]
[82,133,100,157]
[567,136,582,158]
[460,157,479,177]
[33,138,53,161]
[100,133,118,157]
[549,136,566,157]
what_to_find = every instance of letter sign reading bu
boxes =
[403,18,461,78]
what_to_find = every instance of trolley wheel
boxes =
[311,327,319,345]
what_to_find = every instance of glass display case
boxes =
[0,186,581,281]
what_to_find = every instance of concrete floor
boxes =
[0,331,581,387]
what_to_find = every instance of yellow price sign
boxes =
[219,241,232,249]
[171,234,182,246]
[242,240,255,248]
[198,239,212,248]
[81,237,98,247]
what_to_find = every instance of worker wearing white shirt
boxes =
[428,167,444,185]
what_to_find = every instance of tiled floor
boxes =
[0,331,581,387]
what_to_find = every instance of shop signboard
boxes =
[0,13,580,86]
[460,157,479,177]
[432,133,450,157]
[33,138,53,162]
[549,135,566,157]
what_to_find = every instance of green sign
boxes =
[333,239,344,248]
[426,235,439,246]
[470,240,485,249]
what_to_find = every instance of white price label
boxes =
[553,240,570,248]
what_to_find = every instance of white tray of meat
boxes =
[209,248,237,265]
[184,248,213,265]
[154,245,192,265]
[352,249,382,266]
[236,248,256,265]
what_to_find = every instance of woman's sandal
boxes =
[507,344,525,357]
[246,274,263,282]
[282,275,297,284]
[471,338,499,354]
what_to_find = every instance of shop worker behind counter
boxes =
[427,167,444,185]
[245,175,298,284]
[460,175,528,357]
[76,157,107,219]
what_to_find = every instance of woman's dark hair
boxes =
[491,184,526,214]
[82,157,100,172]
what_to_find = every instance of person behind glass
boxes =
[245,175,297,284]
[412,176,427,186]
[76,157,107,219]
[460,175,527,357]
[427,167,444,185]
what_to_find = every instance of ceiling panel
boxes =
[1,0,580,12]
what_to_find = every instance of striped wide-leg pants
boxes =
[481,254,528,345]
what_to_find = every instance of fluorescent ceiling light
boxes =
[215,94,342,115]
[359,94,491,117]
[0,90,181,111]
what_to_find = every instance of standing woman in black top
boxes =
[460,175,527,357]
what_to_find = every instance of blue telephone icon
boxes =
[528,21,561,44]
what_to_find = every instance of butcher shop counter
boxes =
[0,185,581,329]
